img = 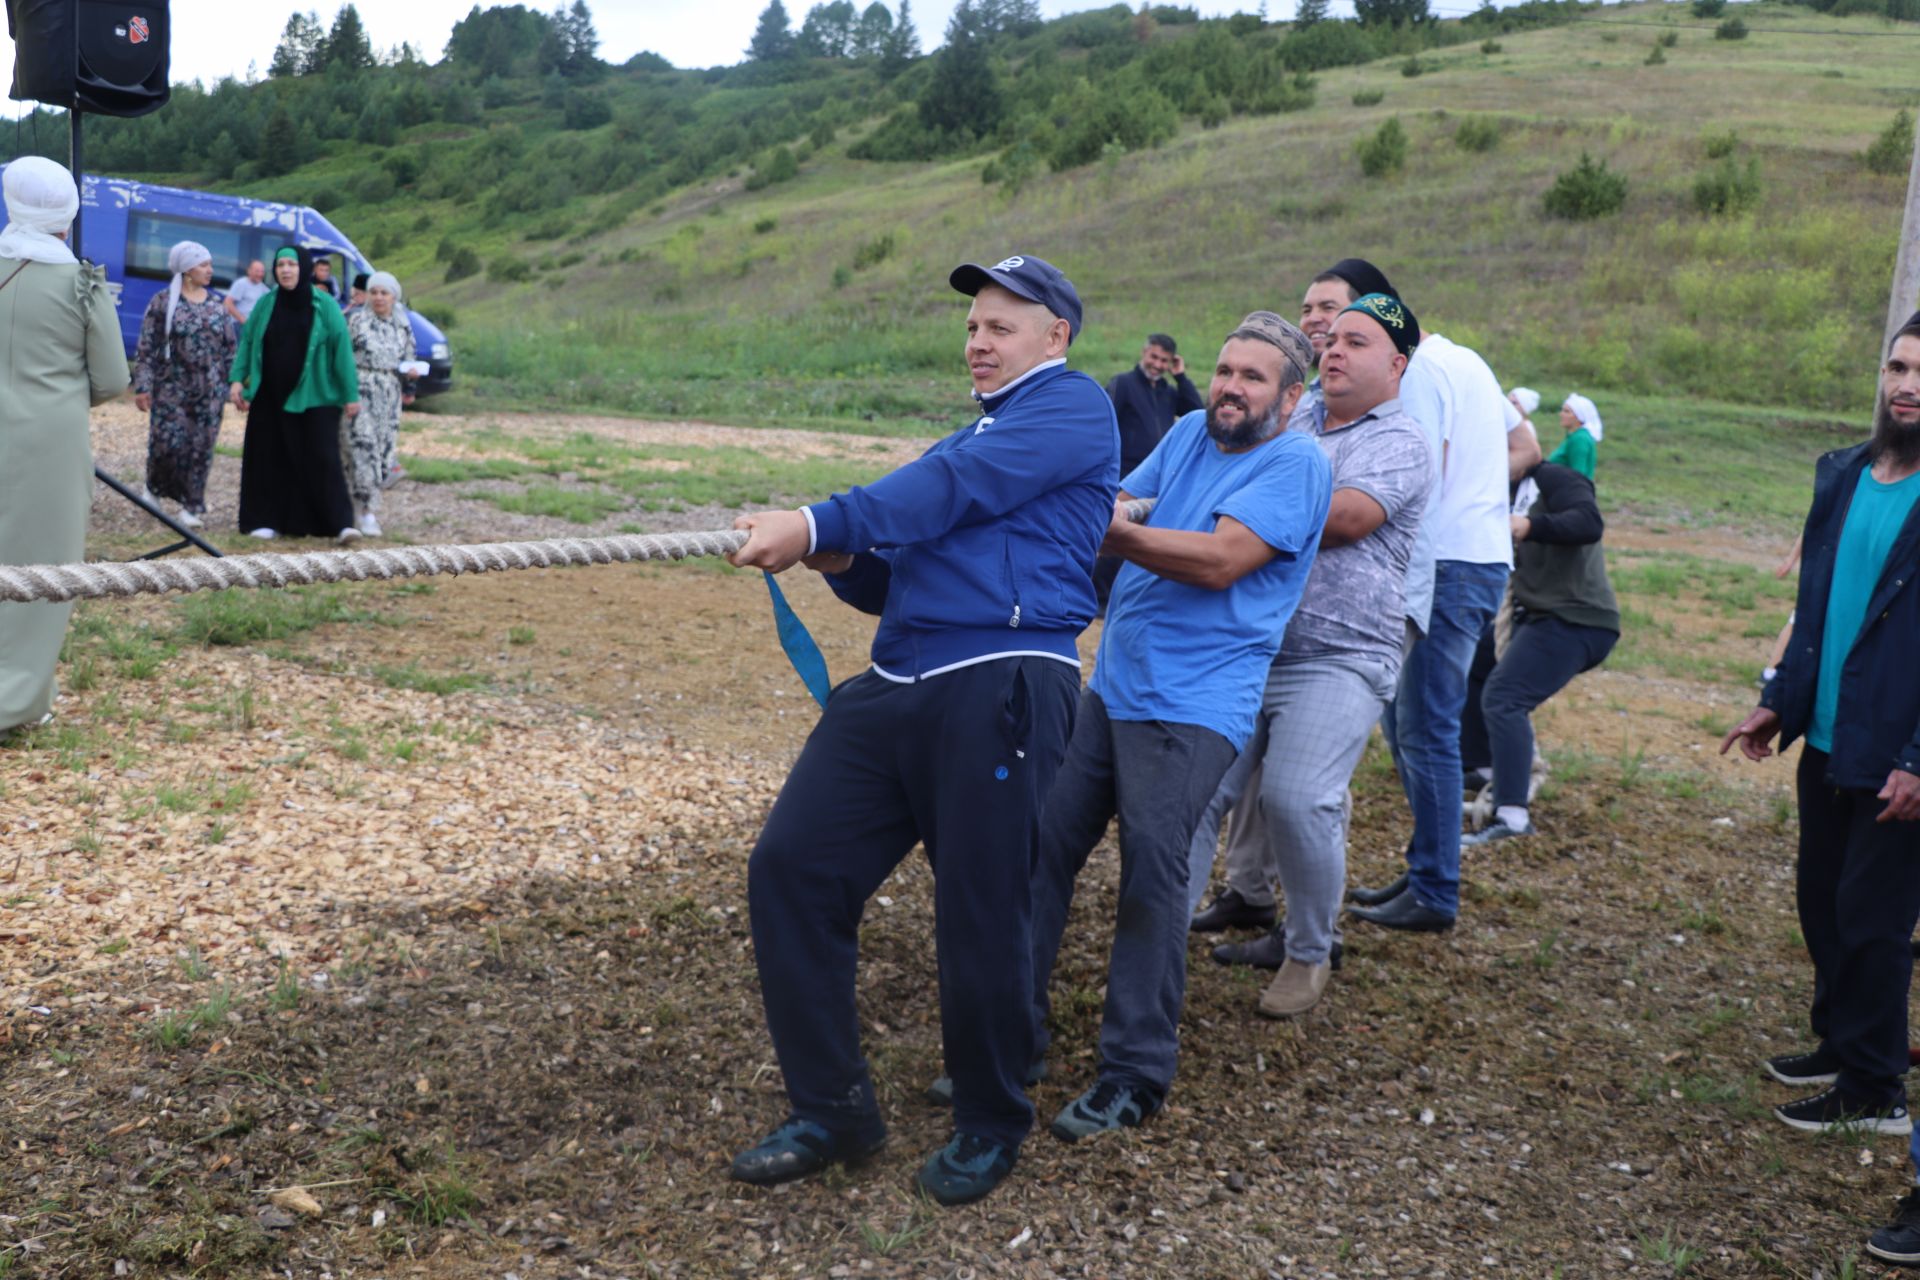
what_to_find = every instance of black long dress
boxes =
[236,281,353,538]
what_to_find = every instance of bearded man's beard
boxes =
[1205,395,1283,449]
[1871,392,1920,468]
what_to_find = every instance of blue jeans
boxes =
[1380,560,1509,916]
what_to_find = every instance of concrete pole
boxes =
[1886,108,1920,352]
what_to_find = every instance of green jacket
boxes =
[228,289,360,412]
[1546,426,1596,479]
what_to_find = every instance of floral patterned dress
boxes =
[345,306,410,514]
[132,289,235,512]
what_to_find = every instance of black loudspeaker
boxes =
[7,0,169,117]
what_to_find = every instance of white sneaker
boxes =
[247,528,277,540]
[177,508,204,529]
[358,513,382,537]
[337,527,361,544]
[139,486,157,507]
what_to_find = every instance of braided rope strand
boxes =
[0,530,751,604]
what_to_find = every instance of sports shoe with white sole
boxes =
[1775,1086,1910,1135]
[248,528,277,540]
[1869,1189,1920,1266]
[1763,1047,1841,1087]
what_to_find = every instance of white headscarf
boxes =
[365,270,402,306]
[164,240,212,349]
[0,157,80,265]
[1509,386,1540,417]
[1563,393,1603,442]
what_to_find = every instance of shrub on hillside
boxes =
[444,247,482,282]
[345,168,396,204]
[1865,109,1915,176]
[1690,0,1724,15]
[1480,38,1501,53]
[1399,55,1426,76]
[1714,16,1749,38]
[1692,155,1761,215]
[744,145,800,190]
[412,302,457,332]
[1199,94,1229,128]
[1658,29,1679,45]
[1542,152,1627,219]
[1701,129,1738,159]
[1355,117,1408,177]
[488,256,533,283]
[1644,44,1666,64]
[1352,88,1385,106]
[752,216,778,234]
[851,232,895,270]
[1454,116,1499,152]
[1046,78,1179,170]
[1279,20,1377,71]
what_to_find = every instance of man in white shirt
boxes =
[1347,285,1539,932]
[223,259,269,325]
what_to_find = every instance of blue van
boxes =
[67,172,452,395]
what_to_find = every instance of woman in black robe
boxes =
[228,246,361,541]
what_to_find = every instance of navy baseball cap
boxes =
[949,254,1084,343]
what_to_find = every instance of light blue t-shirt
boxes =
[1808,466,1920,752]
[1091,411,1333,749]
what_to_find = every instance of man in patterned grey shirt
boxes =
[1186,284,1435,1018]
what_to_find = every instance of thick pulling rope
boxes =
[0,530,751,604]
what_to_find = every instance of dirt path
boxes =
[0,407,1884,1279]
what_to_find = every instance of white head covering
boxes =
[365,270,402,305]
[1509,386,1540,417]
[0,157,80,265]
[164,240,212,350]
[1563,392,1603,442]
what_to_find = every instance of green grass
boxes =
[173,587,395,647]
[373,663,489,696]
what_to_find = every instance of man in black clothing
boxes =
[1095,334,1204,606]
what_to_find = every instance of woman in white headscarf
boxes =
[1550,392,1603,480]
[0,156,130,735]
[344,270,414,537]
[131,240,236,527]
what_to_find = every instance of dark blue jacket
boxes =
[1105,366,1204,478]
[807,361,1120,679]
[1762,442,1920,789]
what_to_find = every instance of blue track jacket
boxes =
[806,361,1120,679]
[1762,442,1920,790]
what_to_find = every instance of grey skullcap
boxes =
[1230,310,1313,389]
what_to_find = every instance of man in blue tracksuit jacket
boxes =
[724,255,1119,1206]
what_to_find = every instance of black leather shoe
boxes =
[1347,872,1409,907]
[1190,887,1278,933]
[1210,924,1342,970]
[1348,891,1455,933]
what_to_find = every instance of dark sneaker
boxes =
[1764,1046,1841,1087]
[1190,886,1278,933]
[1775,1087,1911,1135]
[1049,1080,1157,1143]
[1870,1189,1920,1266]
[915,1133,1017,1206]
[1462,818,1531,847]
[1210,925,1342,971]
[923,1058,1048,1107]
[729,1116,886,1186]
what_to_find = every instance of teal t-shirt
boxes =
[1807,466,1920,752]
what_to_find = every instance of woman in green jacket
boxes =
[1548,392,1602,480]
[227,246,360,541]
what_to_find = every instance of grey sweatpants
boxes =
[1185,651,1398,966]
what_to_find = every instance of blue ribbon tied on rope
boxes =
[762,571,831,710]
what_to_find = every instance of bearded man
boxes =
[1723,315,1920,1153]
[1024,311,1331,1145]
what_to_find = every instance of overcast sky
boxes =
[0,0,1427,99]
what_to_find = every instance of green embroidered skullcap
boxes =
[1341,292,1421,357]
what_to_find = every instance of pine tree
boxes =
[325,4,375,71]
[748,0,797,59]
[269,12,325,77]
[918,0,1000,136]
[258,107,302,174]
[1294,0,1329,26]
[853,2,893,58]
[881,0,920,73]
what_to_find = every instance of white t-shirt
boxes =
[1397,332,1520,626]
[226,276,271,319]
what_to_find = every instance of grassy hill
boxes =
[357,0,1911,438]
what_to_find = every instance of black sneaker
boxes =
[915,1132,1017,1206]
[1870,1189,1920,1266]
[1049,1079,1158,1143]
[1189,887,1278,933]
[729,1116,886,1185]
[1775,1086,1911,1135]
[1764,1046,1841,1087]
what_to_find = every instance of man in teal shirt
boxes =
[1723,318,1920,1188]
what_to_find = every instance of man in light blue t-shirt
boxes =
[1026,311,1332,1145]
